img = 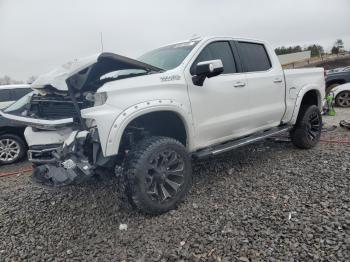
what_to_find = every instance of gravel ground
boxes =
[1,111,350,261]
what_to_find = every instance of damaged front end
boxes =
[1,52,163,186]
[32,129,98,186]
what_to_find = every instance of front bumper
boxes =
[24,127,73,164]
[28,145,61,164]
[31,128,110,187]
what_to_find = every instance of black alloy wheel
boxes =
[122,136,192,215]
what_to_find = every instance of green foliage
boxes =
[332,39,344,54]
[275,38,346,57]
[305,45,324,57]
[275,44,324,57]
[275,45,302,55]
[335,39,344,49]
[331,46,339,54]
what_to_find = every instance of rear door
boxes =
[235,41,285,130]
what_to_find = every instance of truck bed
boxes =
[282,67,325,123]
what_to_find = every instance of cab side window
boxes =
[191,41,236,75]
[236,42,271,72]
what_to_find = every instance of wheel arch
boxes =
[326,78,346,87]
[290,86,323,125]
[104,100,194,157]
[0,126,27,144]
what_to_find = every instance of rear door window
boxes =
[191,41,236,74]
[236,42,272,72]
[0,89,11,102]
[10,88,32,101]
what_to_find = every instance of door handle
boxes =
[234,82,246,88]
[273,78,283,83]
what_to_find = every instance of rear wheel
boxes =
[0,134,26,165]
[335,91,350,107]
[122,136,192,215]
[290,105,322,149]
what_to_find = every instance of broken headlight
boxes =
[93,92,108,106]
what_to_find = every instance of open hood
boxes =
[31,52,163,92]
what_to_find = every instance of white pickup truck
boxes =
[1,36,325,214]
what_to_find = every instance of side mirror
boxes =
[192,59,224,86]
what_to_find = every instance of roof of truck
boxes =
[157,35,268,49]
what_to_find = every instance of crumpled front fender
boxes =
[104,99,194,157]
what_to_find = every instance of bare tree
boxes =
[0,75,24,85]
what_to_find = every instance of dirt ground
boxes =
[0,108,350,261]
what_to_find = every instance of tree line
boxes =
[275,39,346,57]
[0,75,36,85]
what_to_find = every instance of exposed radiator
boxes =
[29,94,90,119]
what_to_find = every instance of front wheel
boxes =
[335,91,350,107]
[0,134,26,165]
[122,136,192,215]
[290,105,322,149]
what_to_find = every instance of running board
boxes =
[193,126,290,159]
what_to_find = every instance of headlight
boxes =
[93,92,108,106]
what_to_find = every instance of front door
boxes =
[185,41,251,149]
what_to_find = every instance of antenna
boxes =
[100,32,104,52]
[190,34,201,41]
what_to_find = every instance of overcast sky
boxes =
[0,0,349,81]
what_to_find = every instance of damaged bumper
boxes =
[28,145,61,164]
[0,52,162,186]
[25,127,73,164]
[32,129,100,186]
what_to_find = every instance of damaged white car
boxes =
[1,36,325,214]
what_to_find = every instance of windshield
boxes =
[138,41,199,70]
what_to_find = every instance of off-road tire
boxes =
[122,136,192,215]
[0,134,26,165]
[290,105,322,149]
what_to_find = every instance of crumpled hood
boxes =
[31,52,163,92]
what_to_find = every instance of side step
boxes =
[193,126,290,159]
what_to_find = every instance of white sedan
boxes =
[332,83,350,107]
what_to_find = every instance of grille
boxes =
[29,95,87,120]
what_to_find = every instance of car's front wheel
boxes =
[335,91,350,107]
[0,134,26,165]
[122,136,192,215]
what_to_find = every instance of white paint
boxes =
[24,126,73,146]
[332,82,350,98]
[4,36,325,158]
[31,54,99,91]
